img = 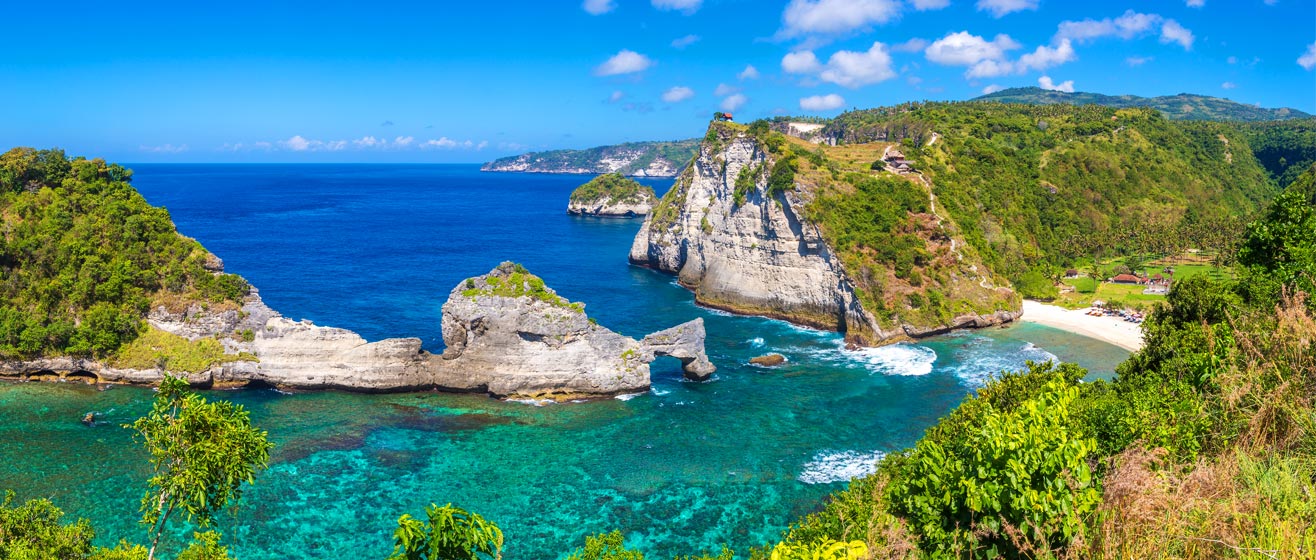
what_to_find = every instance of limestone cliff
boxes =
[629,122,1019,346]
[0,263,715,399]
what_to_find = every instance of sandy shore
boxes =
[1020,300,1144,352]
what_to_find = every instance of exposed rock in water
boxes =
[0,263,715,400]
[567,173,655,218]
[749,354,786,367]
[436,262,714,397]
[629,122,1018,347]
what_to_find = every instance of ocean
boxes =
[0,164,1130,559]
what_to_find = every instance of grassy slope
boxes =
[821,103,1277,294]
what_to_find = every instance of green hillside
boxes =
[973,86,1312,121]
[820,102,1279,297]
[0,148,248,360]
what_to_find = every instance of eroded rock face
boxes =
[436,262,714,397]
[628,126,1017,346]
[567,198,653,218]
[0,263,716,399]
[629,133,887,342]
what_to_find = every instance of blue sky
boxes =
[1,0,1313,163]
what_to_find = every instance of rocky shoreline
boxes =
[0,263,714,400]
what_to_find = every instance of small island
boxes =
[567,173,656,217]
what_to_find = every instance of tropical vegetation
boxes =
[569,173,656,205]
[0,147,248,361]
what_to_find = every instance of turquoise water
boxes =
[0,165,1129,558]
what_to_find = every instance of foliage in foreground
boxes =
[130,376,272,559]
[772,165,1316,559]
[389,504,503,560]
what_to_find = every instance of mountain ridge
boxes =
[973,86,1312,121]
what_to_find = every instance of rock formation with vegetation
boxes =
[567,173,656,217]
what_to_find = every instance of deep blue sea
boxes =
[0,164,1129,559]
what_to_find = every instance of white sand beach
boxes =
[1020,300,1145,352]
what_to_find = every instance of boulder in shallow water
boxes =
[749,354,786,367]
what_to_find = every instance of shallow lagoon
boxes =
[0,165,1128,558]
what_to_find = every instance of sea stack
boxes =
[567,173,656,217]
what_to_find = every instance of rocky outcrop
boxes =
[434,262,714,397]
[749,354,786,367]
[629,123,1018,346]
[567,198,652,218]
[0,263,716,399]
[630,128,889,343]
[567,174,656,218]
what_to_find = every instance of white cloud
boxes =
[910,0,949,10]
[982,84,1005,94]
[815,42,897,88]
[421,138,459,149]
[354,136,381,147]
[800,93,846,111]
[1186,0,1204,6]
[1159,20,1194,50]
[738,65,761,80]
[608,90,626,102]
[1298,42,1316,71]
[282,135,312,151]
[671,34,700,48]
[1055,10,1162,43]
[976,0,1038,18]
[582,0,615,15]
[477,141,489,150]
[140,143,188,153]
[1038,75,1075,92]
[891,37,929,53]
[595,50,653,76]
[714,83,739,96]
[720,93,747,112]
[1221,81,1237,90]
[652,0,702,14]
[1126,55,1153,66]
[393,136,414,147]
[967,59,1015,78]
[925,32,1020,66]
[779,0,901,38]
[783,50,823,73]
[1018,39,1076,72]
[662,86,695,102]
[927,31,1070,78]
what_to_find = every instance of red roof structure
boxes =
[1110,273,1146,284]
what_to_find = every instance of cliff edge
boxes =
[629,122,1019,346]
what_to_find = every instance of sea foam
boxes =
[798,450,887,484]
